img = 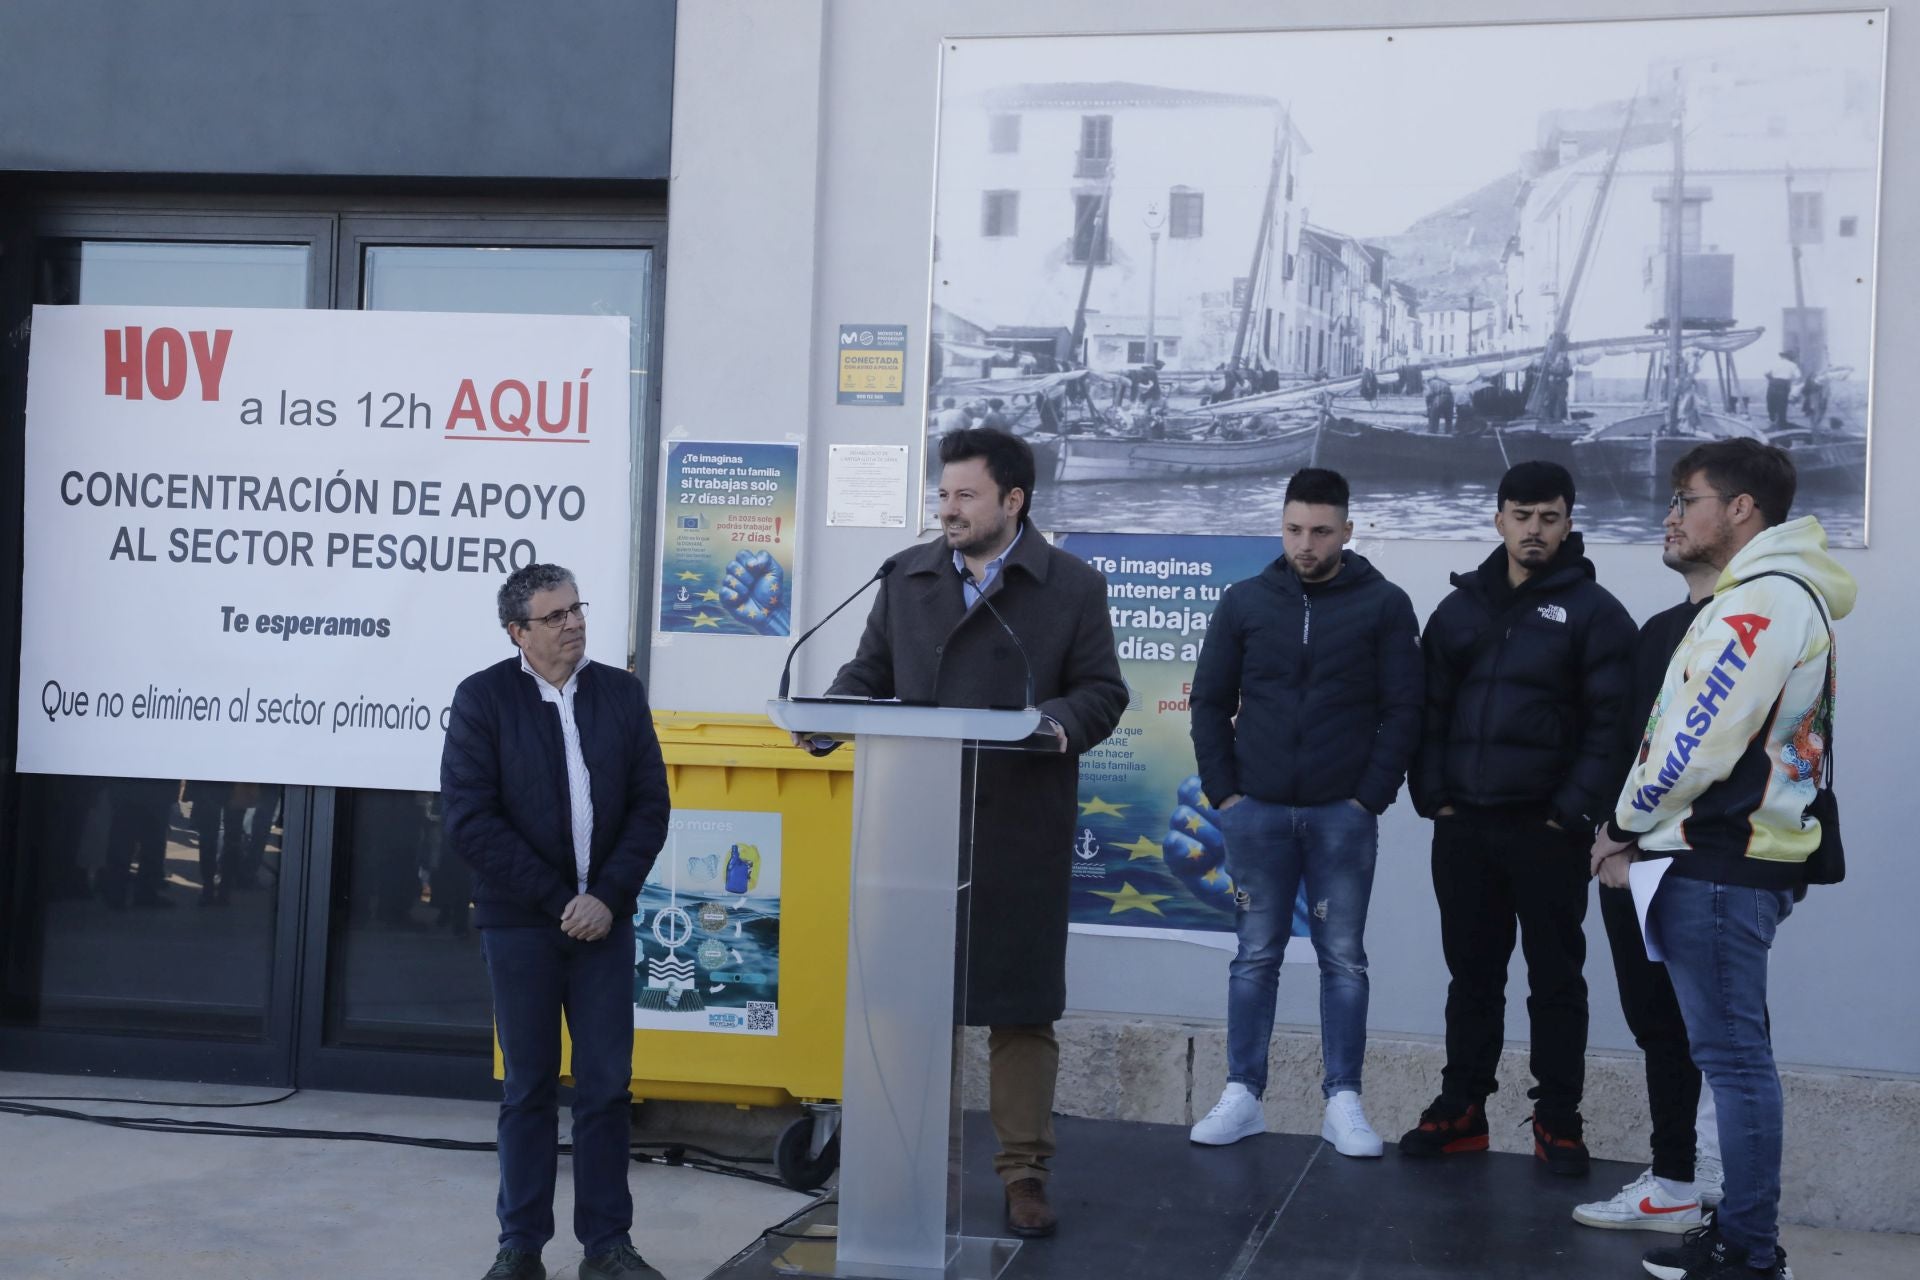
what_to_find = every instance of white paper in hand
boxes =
[1629,857,1675,961]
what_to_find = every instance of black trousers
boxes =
[1432,810,1589,1120]
[1600,883,1702,1182]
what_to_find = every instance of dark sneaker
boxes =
[1679,1244,1790,1279]
[1004,1177,1058,1238]
[1397,1096,1489,1157]
[580,1241,666,1280]
[1643,1216,1790,1279]
[482,1248,545,1280]
[1531,1112,1591,1176]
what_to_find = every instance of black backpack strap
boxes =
[1733,570,1835,787]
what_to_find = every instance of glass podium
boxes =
[764,698,1045,1280]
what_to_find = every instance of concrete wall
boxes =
[656,0,1915,1095]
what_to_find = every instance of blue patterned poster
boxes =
[633,808,782,1035]
[1056,531,1309,944]
[659,440,800,637]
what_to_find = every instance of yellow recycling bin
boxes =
[526,711,853,1188]
[633,711,850,1100]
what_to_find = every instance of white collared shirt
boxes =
[955,523,1023,607]
[520,651,594,894]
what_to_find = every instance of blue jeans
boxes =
[1651,877,1795,1267]
[482,922,637,1257]
[1220,797,1378,1098]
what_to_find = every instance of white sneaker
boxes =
[1190,1083,1265,1146]
[1321,1090,1384,1157]
[1694,1154,1724,1206]
[1573,1167,1703,1233]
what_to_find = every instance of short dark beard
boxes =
[1293,553,1340,583]
[946,516,1016,560]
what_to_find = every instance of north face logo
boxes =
[1537,604,1568,623]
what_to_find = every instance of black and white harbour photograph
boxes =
[924,12,1885,544]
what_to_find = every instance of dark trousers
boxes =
[482,923,637,1257]
[1600,883,1702,1181]
[1431,810,1589,1120]
[196,802,244,899]
[102,781,174,906]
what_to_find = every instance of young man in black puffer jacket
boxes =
[1187,468,1423,1158]
[1400,461,1636,1175]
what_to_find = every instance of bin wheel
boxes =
[775,1113,839,1191]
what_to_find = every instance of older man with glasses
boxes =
[442,563,671,1280]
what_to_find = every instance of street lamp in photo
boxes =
[1142,200,1166,368]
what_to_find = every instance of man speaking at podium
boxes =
[820,427,1127,1238]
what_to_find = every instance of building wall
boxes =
[657,0,1914,1083]
[936,97,1293,371]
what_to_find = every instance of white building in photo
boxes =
[1420,289,1499,358]
[1504,58,1880,399]
[933,81,1312,375]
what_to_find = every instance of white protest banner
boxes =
[19,304,633,792]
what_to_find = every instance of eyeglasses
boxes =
[1667,491,1730,514]
[520,602,588,629]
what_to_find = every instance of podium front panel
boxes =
[836,733,974,1273]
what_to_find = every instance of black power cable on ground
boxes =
[0,1098,791,1190]
[0,1089,299,1107]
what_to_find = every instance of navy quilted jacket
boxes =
[440,656,669,928]
[1189,551,1424,813]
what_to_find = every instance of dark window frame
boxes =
[1069,192,1110,265]
[987,113,1020,154]
[0,194,666,1099]
[1789,191,1824,244]
[1168,188,1203,239]
[981,190,1019,238]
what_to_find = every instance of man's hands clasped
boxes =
[1589,827,1636,890]
[561,893,614,941]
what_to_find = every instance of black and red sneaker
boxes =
[1531,1111,1591,1176]
[1397,1096,1489,1157]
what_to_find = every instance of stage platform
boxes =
[713,1110,1663,1279]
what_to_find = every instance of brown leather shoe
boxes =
[1004,1177,1057,1238]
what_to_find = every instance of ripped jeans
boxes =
[1218,797,1379,1098]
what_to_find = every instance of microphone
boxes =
[777,558,896,699]
[961,567,1036,711]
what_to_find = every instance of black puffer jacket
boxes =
[1410,534,1636,829]
[441,657,670,928]
[1191,551,1424,813]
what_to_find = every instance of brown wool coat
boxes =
[827,519,1127,1025]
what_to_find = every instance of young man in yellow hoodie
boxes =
[1590,439,1855,1280]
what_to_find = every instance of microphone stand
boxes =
[777,559,895,700]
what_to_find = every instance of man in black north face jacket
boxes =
[1398,462,1635,1176]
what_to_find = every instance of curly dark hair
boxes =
[497,563,577,632]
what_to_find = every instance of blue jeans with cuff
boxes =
[482,921,637,1257]
[1220,797,1379,1099]
[1651,876,1794,1268]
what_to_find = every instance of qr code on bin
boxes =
[746,1001,776,1032]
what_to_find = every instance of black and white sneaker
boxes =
[1643,1212,1792,1279]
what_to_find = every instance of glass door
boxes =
[293,217,661,1096]
[1,222,331,1083]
